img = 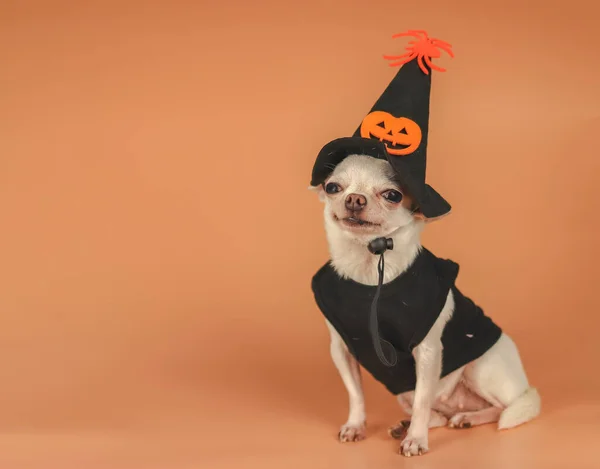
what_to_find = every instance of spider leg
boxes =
[391,31,422,40]
[424,54,446,72]
[431,40,454,58]
[417,54,430,75]
[387,52,417,67]
[430,38,452,48]
[387,60,413,67]
[383,52,412,60]
[406,29,429,38]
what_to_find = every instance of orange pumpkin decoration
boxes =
[360,111,422,156]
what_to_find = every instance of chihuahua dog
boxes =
[311,154,540,457]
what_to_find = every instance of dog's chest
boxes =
[312,251,449,354]
[311,248,504,395]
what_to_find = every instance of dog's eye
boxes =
[382,190,403,203]
[325,182,342,194]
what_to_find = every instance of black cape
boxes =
[311,248,502,395]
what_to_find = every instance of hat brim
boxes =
[310,137,451,219]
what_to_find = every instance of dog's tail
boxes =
[498,386,541,430]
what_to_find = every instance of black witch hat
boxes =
[310,30,454,219]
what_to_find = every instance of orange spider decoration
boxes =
[383,30,454,75]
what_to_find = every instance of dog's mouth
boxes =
[334,214,380,228]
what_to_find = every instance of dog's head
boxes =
[311,155,425,244]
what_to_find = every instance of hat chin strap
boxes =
[367,237,397,367]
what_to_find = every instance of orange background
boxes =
[1,1,599,468]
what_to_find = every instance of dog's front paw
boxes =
[338,423,366,442]
[400,435,429,457]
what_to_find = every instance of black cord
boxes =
[368,252,398,367]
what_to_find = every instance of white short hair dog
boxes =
[310,155,540,457]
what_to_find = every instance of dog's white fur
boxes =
[312,155,540,456]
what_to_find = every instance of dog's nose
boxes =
[345,193,367,212]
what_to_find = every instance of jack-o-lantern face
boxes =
[360,111,422,156]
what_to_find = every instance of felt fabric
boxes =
[311,248,502,395]
[310,31,453,219]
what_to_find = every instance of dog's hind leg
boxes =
[462,333,541,430]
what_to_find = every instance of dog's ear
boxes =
[308,184,326,202]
